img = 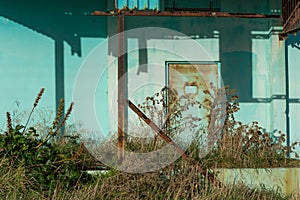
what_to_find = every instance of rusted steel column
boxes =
[118,15,126,162]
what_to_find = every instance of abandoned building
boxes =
[0,0,299,156]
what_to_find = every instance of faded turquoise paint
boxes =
[0,15,109,132]
[123,15,289,138]
[0,0,299,153]
[117,0,281,13]
[0,1,109,134]
[286,32,300,156]
[118,0,160,10]
[0,16,55,126]
[125,16,281,100]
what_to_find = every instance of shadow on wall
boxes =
[0,0,108,110]
[222,51,253,101]
[0,0,108,56]
[125,17,278,102]
[0,0,282,103]
[286,31,300,49]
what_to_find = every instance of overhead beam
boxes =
[92,10,280,18]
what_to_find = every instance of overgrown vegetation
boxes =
[1,87,299,199]
[199,87,299,168]
[132,86,300,168]
[0,89,99,197]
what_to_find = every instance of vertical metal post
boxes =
[285,40,291,155]
[55,39,65,134]
[118,15,126,162]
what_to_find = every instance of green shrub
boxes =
[0,89,95,194]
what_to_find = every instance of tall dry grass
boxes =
[1,156,296,200]
[1,87,300,199]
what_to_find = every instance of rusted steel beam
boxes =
[92,10,280,18]
[280,26,300,38]
[283,1,300,33]
[118,15,126,162]
[126,99,220,185]
[92,11,111,16]
[122,11,280,18]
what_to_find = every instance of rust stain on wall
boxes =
[168,63,219,95]
[167,62,219,129]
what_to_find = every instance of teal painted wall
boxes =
[123,16,287,136]
[118,0,160,10]
[286,32,300,155]
[0,1,109,134]
[1,0,299,151]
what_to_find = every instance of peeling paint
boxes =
[167,62,220,138]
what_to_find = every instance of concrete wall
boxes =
[122,16,287,135]
[287,32,300,154]
[0,0,299,152]
[0,1,108,131]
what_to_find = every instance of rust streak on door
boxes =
[167,62,219,154]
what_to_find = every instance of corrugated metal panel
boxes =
[117,0,160,10]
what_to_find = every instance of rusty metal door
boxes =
[167,62,219,96]
[166,61,220,153]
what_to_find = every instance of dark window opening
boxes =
[164,0,220,12]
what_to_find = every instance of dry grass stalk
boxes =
[22,88,45,135]
[33,88,45,108]
[6,112,13,134]
[50,98,64,134]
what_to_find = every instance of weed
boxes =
[1,86,300,199]
[0,89,96,195]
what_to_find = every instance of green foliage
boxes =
[1,86,300,199]
[0,89,95,194]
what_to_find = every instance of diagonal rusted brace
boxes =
[126,99,220,186]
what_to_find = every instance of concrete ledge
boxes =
[215,168,300,195]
